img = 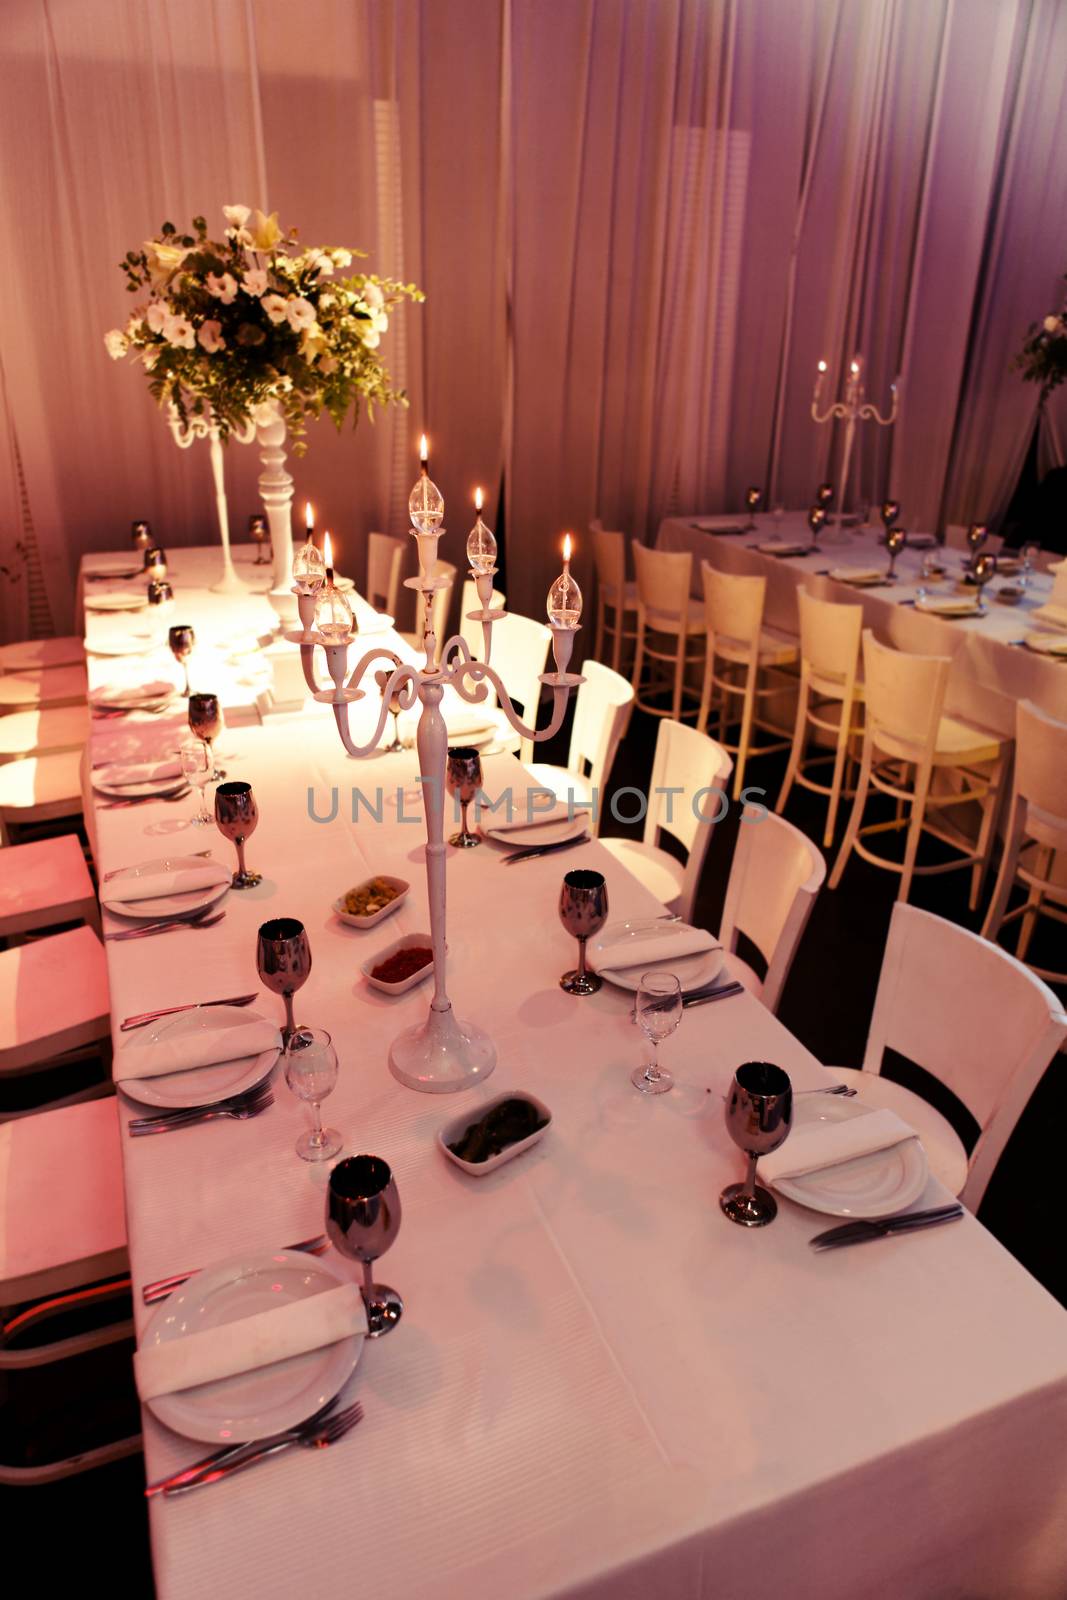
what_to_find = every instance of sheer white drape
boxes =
[2,0,1066,638]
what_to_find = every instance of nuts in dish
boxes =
[343,877,401,917]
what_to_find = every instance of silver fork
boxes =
[104,849,213,882]
[142,1234,329,1305]
[128,1085,274,1137]
[145,1395,341,1496]
[121,992,258,1032]
[105,911,225,942]
[161,1401,365,1496]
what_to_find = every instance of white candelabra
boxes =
[286,453,584,1094]
[811,356,899,513]
[167,403,254,595]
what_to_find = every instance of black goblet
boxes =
[816,481,835,509]
[327,1155,403,1338]
[720,1061,793,1227]
[256,917,311,1043]
[189,690,225,779]
[447,747,482,848]
[558,869,608,995]
[215,780,261,889]
[743,485,762,531]
[168,624,195,697]
[807,504,828,547]
[880,499,901,533]
[131,520,152,550]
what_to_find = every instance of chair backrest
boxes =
[566,658,634,807]
[632,541,693,625]
[489,611,552,761]
[366,532,404,617]
[414,560,457,654]
[797,588,863,686]
[701,563,765,652]
[862,629,948,761]
[719,810,826,1013]
[864,903,1067,1209]
[644,719,732,923]
[1014,699,1067,827]
[591,523,626,603]
[459,578,506,660]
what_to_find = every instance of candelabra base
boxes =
[211,567,251,597]
[388,1003,497,1093]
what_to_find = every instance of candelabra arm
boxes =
[331,694,397,761]
[299,640,331,697]
[450,660,572,747]
[811,400,848,426]
[857,395,899,427]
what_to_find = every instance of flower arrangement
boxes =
[105,205,422,451]
[1015,283,1067,402]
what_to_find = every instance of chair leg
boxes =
[672,633,685,721]
[697,643,714,735]
[631,618,645,701]
[776,677,808,817]
[981,800,1024,943]
[594,599,605,666]
[611,615,622,676]
[969,755,1006,912]
[899,762,931,904]
[1017,845,1052,961]
[824,698,852,848]
[830,737,872,890]
[732,668,757,799]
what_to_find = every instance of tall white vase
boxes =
[256,401,297,624]
[166,401,250,595]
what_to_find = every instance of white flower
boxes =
[332,249,352,268]
[360,325,381,350]
[206,271,238,304]
[197,319,226,353]
[1044,315,1062,336]
[146,302,167,333]
[142,349,159,372]
[144,239,189,288]
[363,282,384,311]
[287,297,316,331]
[104,328,128,360]
[374,310,389,336]
[262,293,290,325]
[313,253,335,277]
[163,312,195,350]
[125,313,144,338]
[252,400,280,427]
[243,266,268,297]
[318,293,336,311]
[223,204,251,229]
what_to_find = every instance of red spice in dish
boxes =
[371,946,432,984]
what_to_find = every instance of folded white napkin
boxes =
[114,1017,281,1082]
[103,861,231,904]
[831,566,884,584]
[693,518,745,532]
[760,1107,916,1183]
[90,680,174,706]
[916,595,979,615]
[1025,631,1067,655]
[1031,603,1067,632]
[96,758,183,787]
[592,925,719,973]
[135,1282,367,1401]
[483,801,578,834]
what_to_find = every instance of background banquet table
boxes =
[658,513,1067,736]
[82,547,1067,1599]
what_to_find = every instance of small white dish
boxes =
[141,1249,362,1443]
[361,931,434,994]
[333,876,411,930]
[93,775,189,801]
[692,518,746,534]
[438,1091,552,1176]
[770,1096,928,1218]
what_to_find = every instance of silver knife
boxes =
[502,833,590,864]
[681,981,744,1008]
[810,1204,964,1250]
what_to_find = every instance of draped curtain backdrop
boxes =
[1,0,1065,636]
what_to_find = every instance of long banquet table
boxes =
[658,512,1067,736]
[81,547,1067,1599]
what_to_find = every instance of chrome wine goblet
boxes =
[816,481,835,510]
[249,513,270,565]
[326,1155,403,1338]
[257,916,311,1044]
[188,691,225,779]
[632,970,682,1094]
[284,1027,341,1162]
[446,746,483,848]
[885,526,907,581]
[880,499,901,534]
[558,869,608,995]
[744,485,762,530]
[807,504,828,548]
[131,519,152,550]
[215,780,262,889]
[966,521,989,557]
[375,670,406,753]
[720,1061,793,1228]
[168,624,195,697]
[971,550,998,611]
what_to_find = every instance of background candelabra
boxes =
[286,446,584,1093]
[811,356,899,515]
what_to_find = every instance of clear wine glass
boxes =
[257,917,311,1043]
[215,781,262,888]
[632,971,682,1094]
[447,746,483,848]
[178,739,212,826]
[326,1155,403,1337]
[558,869,608,995]
[284,1027,341,1162]
[1021,541,1040,589]
[168,624,195,697]
[188,691,226,779]
[720,1061,793,1227]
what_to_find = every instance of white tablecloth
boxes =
[83,561,1067,1600]
[658,513,1067,737]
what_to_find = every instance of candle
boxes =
[419,434,429,473]
[305,501,315,536]
[562,532,573,574]
[547,534,582,629]
[324,530,335,581]
[474,487,483,513]
[814,360,827,403]
[466,489,497,575]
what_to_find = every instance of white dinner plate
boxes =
[829,567,885,587]
[770,1096,928,1218]
[87,634,157,656]
[142,1249,362,1443]
[118,1005,276,1107]
[85,593,148,612]
[1023,631,1067,656]
[90,680,175,709]
[586,924,725,993]
[483,815,589,849]
[101,856,230,919]
[914,596,981,617]
[756,541,810,558]
[93,775,189,801]
[86,557,143,578]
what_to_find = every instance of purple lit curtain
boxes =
[1,0,1066,635]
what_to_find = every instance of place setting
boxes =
[90,678,178,717]
[100,853,232,938]
[472,777,592,862]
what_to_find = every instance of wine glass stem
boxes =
[461,799,470,839]
[182,662,190,696]
[646,1040,660,1083]
[361,1258,376,1309]
[576,936,587,979]
[235,838,247,877]
[742,1152,759,1201]
[283,992,295,1041]
[310,1099,323,1145]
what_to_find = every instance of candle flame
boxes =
[305,500,314,531]
[474,487,483,513]
[323,530,333,569]
[419,434,429,462]
[563,533,573,563]
[850,359,860,374]
[817,359,827,373]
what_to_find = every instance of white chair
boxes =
[830,903,1067,1209]
[0,638,85,673]
[366,531,405,618]
[0,924,110,1075]
[697,564,797,798]
[482,611,552,762]
[0,835,100,938]
[981,699,1067,984]
[0,750,85,845]
[718,811,826,1014]
[601,719,732,923]
[0,665,88,712]
[590,522,638,674]
[459,577,506,667]
[776,589,864,846]
[630,542,704,720]
[0,1096,138,1485]
[401,559,456,663]
[525,659,634,833]
[830,631,1009,906]
[0,705,90,763]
